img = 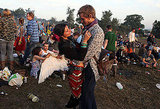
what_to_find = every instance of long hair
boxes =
[54,23,67,37]
[19,17,24,26]
[32,47,42,56]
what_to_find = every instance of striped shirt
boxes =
[27,19,39,42]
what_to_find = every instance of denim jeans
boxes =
[79,64,97,109]
[0,40,14,61]
[22,41,40,63]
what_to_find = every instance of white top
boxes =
[41,50,53,57]
[156,47,160,52]
[128,31,135,42]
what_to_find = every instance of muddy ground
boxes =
[0,37,160,109]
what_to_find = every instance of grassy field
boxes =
[0,37,160,109]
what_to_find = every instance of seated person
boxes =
[152,46,160,60]
[41,42,57,57]
[141,49,157,67]
[116,46,128,63]
[30,47,50,79]
[138,43,147,56]
[127,45,142,63]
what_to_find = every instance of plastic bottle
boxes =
[24,77,27,83]
[116,82,123,90]
[103,76,107,83]
[28,93,39,102]
[62,74,65,80]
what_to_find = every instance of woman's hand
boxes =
[83,30,91,43]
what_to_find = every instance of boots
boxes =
[65,95,80,108]
[9,61,14,71]
[0,61,5,70]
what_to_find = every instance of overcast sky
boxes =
[1,0,160,29]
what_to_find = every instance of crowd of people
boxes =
[0,5,160,109]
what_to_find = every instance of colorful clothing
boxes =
[14,36,26,51]
[68,65,84,98]
[14,26,26,51]
[30,60,40,79]
[59,37,87,98]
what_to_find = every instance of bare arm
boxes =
[153,58,157,64]
[103,39,108,49]
[115,41,117,48]
[142,58,148,64]
[34,55,45,60]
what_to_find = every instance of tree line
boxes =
[0,7,159,38]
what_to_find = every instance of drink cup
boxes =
[28,93,39,102]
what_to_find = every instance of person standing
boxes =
[78,5,104,109]
[0,9,17,70]
[14,18,26,61]
[128,28,136,52]
[21,12,39,65]
[103,25,117,76]
[103,25,117,54]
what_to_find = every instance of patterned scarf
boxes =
[82,19,98,34]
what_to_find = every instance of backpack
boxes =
[94,49,115,76]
